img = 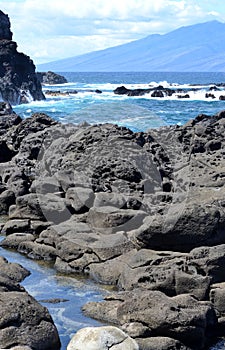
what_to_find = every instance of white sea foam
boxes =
[12,75,225,133]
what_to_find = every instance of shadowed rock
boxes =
[0,256,61,349]
[0,10,45,104]
[0,10,12,40]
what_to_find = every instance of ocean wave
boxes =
[12,74,225,132]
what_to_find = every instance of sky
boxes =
[0,0,225,65]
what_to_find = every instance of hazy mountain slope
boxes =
[38,20,225,72]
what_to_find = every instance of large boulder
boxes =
[0,256,61,350]
[117,249,211,300]
[67,326,139,350]
[83,290,217,350]
[131,112,225,252]
[0,11,45,104]
[0,290,60,349]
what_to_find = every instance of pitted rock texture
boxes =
[83,291,217,350]
[0,108,225,349]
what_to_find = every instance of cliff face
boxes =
[0,10,45,104]
[0,10,12,40]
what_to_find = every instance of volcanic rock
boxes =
[37,71,68,85]
[0,11,45,104]
[114,85,175,97]
[0,256,60,349]
[0,10,12,40]
[83,290,217,350]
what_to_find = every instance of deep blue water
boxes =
[13,71,225,132]
[61,71,225,85]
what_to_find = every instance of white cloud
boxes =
[0,0,224,64]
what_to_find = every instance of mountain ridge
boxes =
[38,20,225,72]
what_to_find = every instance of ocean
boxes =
[13,71,225,131]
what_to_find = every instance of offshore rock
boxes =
[0,11,45,104]
[114,85,175,97]
[37,71,68,85]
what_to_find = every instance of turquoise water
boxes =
[13,71,225,132]
[0,240,224,350]
[0,237,106,350]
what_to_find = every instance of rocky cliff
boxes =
[0,10,45,104]
[0,255,61,349]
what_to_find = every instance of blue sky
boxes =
[0,0,225,64]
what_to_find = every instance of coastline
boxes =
[0,103,225,349]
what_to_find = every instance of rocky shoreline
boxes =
[0,100,225,349]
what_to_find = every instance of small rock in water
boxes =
[39,298,69,304]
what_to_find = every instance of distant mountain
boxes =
[38,21,225,72]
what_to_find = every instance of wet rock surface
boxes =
[0,106,225,349]
[0,10,45,104]
[114,84,225,100]
[0,256,61,349]
[44,89,102,96]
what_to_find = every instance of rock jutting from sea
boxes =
[114,84,225,100]
[0,100,225,349]
[0,10,45,104]
[36,71,68,85]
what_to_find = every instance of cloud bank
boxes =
[0,0,224,64]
